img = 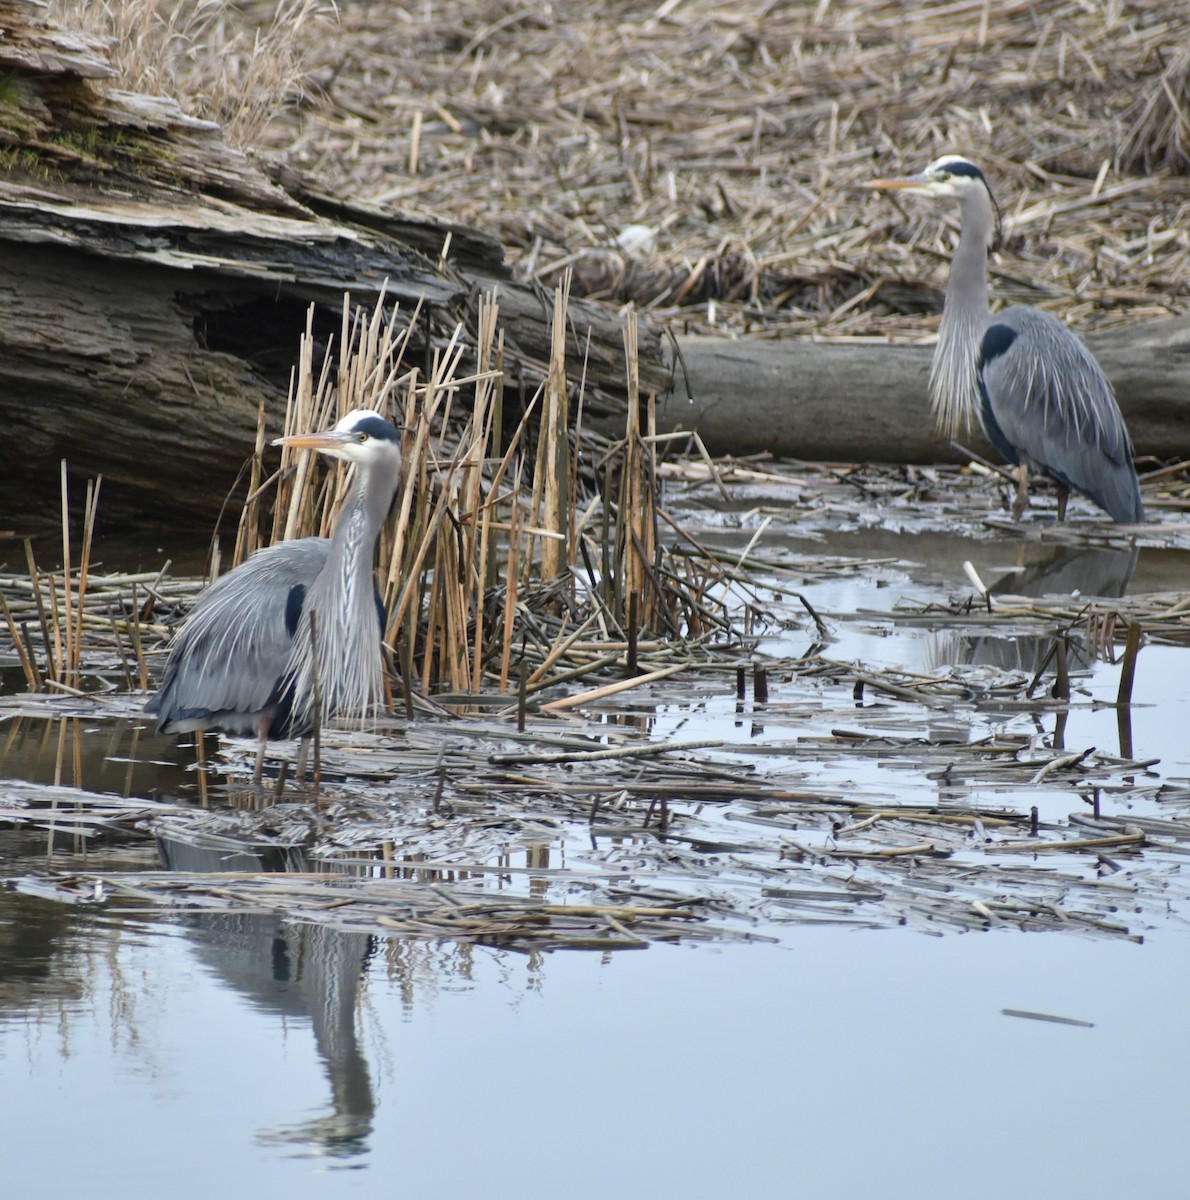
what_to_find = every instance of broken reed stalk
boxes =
[617,308,661,641]
[44,462,103,690]
[467,292,500,692]
[58,462,71,687]
[72,474,101,690]
[0,589,37,689]
[499,457,523,693]
[23,538,56,686]
[233,401,268,566]
[538,268,572,582]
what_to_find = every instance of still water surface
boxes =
[4,890,1189,1200]
[3,520,1189,1198]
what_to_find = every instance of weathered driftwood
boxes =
[651,314,1190,463]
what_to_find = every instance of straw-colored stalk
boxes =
[49,462,102,690]
[538,269,572,582]
[619,310,657,631]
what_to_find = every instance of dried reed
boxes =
[52,0,330,149]
[3,464,105,693]
[246,0,1189,342]
[224,285,744,714]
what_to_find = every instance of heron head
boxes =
[273,409,402,467]
[864,154,1001,249]
[863,154,989,199]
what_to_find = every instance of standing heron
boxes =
[865,155,1144,524]
[147,408,402,779]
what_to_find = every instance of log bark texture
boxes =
[0,1,664,529]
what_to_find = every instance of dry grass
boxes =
[50,0,332,149]
[253,0,1189,339]
[1119,43,1190,176]
[216,287,744,708]
[43,2,1190,339]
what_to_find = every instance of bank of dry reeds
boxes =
[260,0,1189,340]
[44,2,1188,340]
[215,286,743,708]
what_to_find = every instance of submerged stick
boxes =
[1116,621,1143,708]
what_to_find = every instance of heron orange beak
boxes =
[862,173,932,194]
[271,429,355,452]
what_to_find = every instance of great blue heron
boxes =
[865,155,1144,525]
[146,408,402,779]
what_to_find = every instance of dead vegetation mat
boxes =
[261,0,1190,338]
[5,458,1190,951]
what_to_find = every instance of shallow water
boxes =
[4,892,1190,1199]
[3,504,1190,1197]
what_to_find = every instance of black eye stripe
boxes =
[347,414,400,443]
[935,159,983,180]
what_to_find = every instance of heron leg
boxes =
[252,716,271,785]
[1055,483,1070,522]
[1011,464,1030,519]
[296,736,311,782]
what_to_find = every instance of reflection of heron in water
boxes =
[929,542,1138,677]
[159,836,375,1155]
[984,542,1138,600]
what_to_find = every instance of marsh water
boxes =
[4,492,1190,1199]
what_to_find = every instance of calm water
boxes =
[3,521,1189,1198]
[3,893,1190,1199]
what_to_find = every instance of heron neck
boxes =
[929,185,995,439]
[947,186,994,319]
[327,465,397,587]
[285,459,398,735]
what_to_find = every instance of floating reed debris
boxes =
[10,870,757,951]
[0,658,1184,946]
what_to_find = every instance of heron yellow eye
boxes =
[358,433,369,442]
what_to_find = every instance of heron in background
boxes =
[865,155,1144,525]
[147,408,402,781]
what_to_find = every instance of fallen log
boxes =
[651,315,1190,463]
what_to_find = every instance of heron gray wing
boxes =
[147,537,330,734]
[979,307,1143,523]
